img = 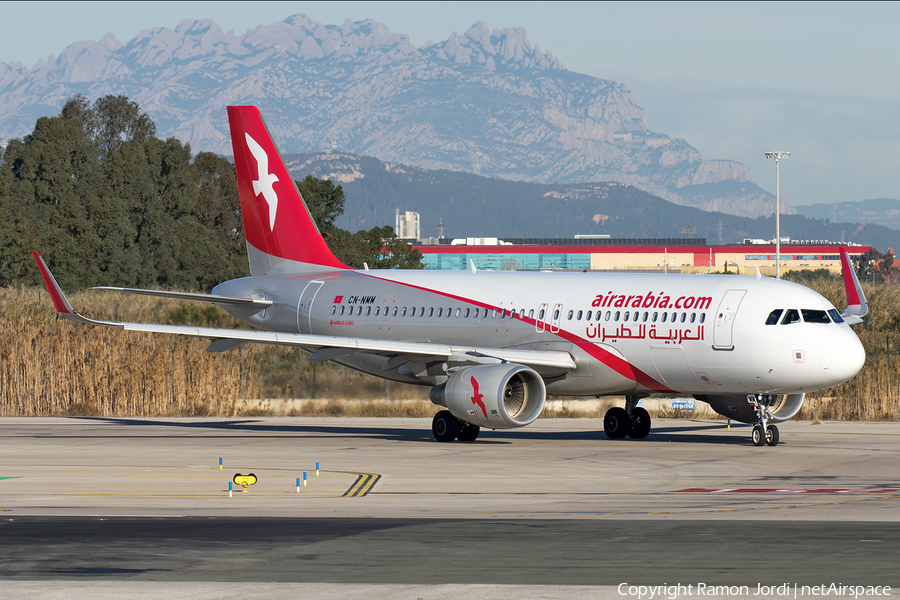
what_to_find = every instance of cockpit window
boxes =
[828,309,845,324]
[801,309,831,324]
[780,309,801,325]
[765,309,783,325]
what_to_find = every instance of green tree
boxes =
[297,176,423,269]
[85,95,157,158]
[296,175,345,239]
[854,248,883,284]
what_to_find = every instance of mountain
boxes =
[0,15,779,217]
[286,151,898,251]
[796,199,900,234]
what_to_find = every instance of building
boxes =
[413,237,869,274]
[395,209,420,240]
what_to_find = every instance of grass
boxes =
[2,277,899,420]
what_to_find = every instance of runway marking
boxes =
[674,487,900,494]
[339,472,381,497]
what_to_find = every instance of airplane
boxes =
[33,105,868,447]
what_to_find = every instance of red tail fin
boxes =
[227,106,347,273]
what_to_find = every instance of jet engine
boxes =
[696,393,805,424]
[430,364,546,429]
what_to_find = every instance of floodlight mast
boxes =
[765,151,790,278]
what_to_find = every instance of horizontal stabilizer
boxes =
[93,286,273,307]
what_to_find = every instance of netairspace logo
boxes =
[617,583,892,599]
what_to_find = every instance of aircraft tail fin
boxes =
[227,106,347,275]
[840,249,867,324]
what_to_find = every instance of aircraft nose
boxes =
[821,330,866,384]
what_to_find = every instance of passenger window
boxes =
[671,312,677,322]
[567,310,573,320]
[586,310,592,320]
[464,308,470,318]
[429,307,434,317]
[393,307,398,316]
[661,312,667,323]
[827,309,844,324]
[473,309,479,319]
[605,311,611,321]
[529,309,535,319]
[700,313,706,323]
[802,309,830,324]
[554,309,560,320]
[597,312,602,322]
[614,311,621,321]
[417,307,423,317]
[483,308,489,318]
[375,307,381,316]
[331,306,336,315]
[367,306,372,316]
[765,309,783,325]
[652,312,658,322]
[577,310,583,320]
[539,308,546,320]
[340,306,346,315]
[781,309,801,325]
[680,313,687,323]
[358,306,363,315]
[624,311,630,321]
[455,308,460,318]
[402,307,407,317]
[690,313,696,323]
[642,312,649,322]
[493,310,498,319]
[639,312,646,322]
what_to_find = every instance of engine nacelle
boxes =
[430,364,546,429]
[696,393,806,424]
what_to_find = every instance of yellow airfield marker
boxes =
[233,473,257,492]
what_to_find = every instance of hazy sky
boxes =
[2,1,898,205]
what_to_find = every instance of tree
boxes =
[298,176,423,269]
[296,175,345,239]
[876,250,899,285]
[853,248,883,284]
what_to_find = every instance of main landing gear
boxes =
[432,410,480,443]
[749,394,779,447]
[604,396,651,440]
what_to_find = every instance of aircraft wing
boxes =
[839,249,867,325]
[34,253,575,373]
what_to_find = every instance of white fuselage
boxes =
[214,269,865,398]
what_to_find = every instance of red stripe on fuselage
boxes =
[360,273,675,393]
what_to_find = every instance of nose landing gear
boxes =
[748,394,779,447]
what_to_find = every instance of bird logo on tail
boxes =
[245,133,279,230]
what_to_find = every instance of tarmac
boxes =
[1,417,899,597]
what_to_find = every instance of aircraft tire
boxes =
[457,423,480,442]
[752,425,766,446]
[628,407,652,439]
[433,410,460,442]
[604,407,633,439]
[766,424,779,446]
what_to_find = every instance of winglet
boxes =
[840,249,867,323]
[32,252,119,327]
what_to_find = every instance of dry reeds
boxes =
[3,279,900,420]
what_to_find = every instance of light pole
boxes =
[765,151,790,278]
